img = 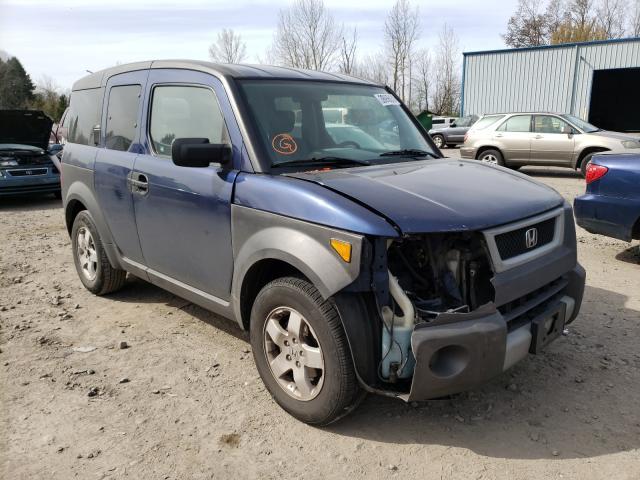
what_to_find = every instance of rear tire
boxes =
[478,149,505,167]
[71,211,127,295]
[250,277,364,425]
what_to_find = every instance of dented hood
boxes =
[287,159,564,233]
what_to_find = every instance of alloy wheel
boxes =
[263,307,325,401]
[481,153,498,165]
[76,227,98,281]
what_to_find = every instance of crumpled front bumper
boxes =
[400,264,585,402]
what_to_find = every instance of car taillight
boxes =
[585,163,608,184]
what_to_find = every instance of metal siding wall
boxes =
[463,39,640,119]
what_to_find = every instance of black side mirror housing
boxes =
[171,138,232,168]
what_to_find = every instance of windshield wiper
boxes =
[272,157,371,168]
[379,149,437,158]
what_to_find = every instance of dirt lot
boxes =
[1,163,639,480]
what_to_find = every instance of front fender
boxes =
[231,205,363,324]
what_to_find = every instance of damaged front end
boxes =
[370,205,585,401]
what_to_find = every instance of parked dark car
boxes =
[0,110,62,197]
[574,153,640,243]
[428,115,478,149]
[61,61,585,425]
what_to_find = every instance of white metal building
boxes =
[461,37,640,132]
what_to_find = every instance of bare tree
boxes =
[432,24,460,116]
[338,27,358,75]
[631,0,640,35]
[208,29,247,64]
[596,0,627,38]
[413,49,432,113]
[503,0,549,47]
[353,53,389,85]
[384,0,420,102]
[272,0,342,70]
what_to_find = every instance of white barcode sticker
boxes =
[374,93,400,106]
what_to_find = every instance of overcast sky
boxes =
[0,0,514,90]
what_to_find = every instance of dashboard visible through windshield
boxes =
[238,80,437,170]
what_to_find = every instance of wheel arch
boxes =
[475,145,504,160]
[64,181,123,270]
[575,146,610,169]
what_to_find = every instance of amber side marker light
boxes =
[585,163,608,184]
[330,238,352,263]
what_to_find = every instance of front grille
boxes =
[499,276,568,331]
[495,217,555,260]
[7,168,48,177]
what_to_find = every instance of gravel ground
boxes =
[1,162,639,480]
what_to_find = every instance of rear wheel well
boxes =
[65,199,87,234]
[239,259,305,330]
[475,146,502,160]
[576,147,609,169]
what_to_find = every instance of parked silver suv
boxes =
[460,113,640,175]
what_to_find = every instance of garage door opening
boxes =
[589,68,640,132]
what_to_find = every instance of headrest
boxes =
[271,110,295,134]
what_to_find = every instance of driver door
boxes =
[131,69,241,300]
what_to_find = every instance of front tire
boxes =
[580,152,596,177]
[71,211,127,295]
[250,277,363,425]
[432,134,445,149]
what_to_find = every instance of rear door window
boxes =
[149,85,229,157]
[498,115,532,133]
[105,85,141,152]
[472,115,504,130]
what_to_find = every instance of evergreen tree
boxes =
[0,57,36,109]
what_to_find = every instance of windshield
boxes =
[238,80,437,169]
[561,114,600,133]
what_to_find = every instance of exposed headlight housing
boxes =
[621,140,640,149]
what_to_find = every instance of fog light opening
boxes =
[428,345,470,378]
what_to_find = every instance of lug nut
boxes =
[299,350,304,356]
[284,340,289,346]
[292,338,298,344]
[295,361,301,367]
[286,354,291,361]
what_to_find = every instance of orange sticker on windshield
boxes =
[272,133,298,155]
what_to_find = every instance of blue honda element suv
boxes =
[61,61,585,425]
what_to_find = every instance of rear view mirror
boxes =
[171,138,232,168]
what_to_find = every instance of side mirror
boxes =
[48,144,63,154]
[171,138,232,168]
[450,123,457,128]
[562,126,573,135]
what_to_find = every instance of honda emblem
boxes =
[525,228,538,249]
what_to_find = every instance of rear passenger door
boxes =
[132,69,240,300]
[494,115,533,164]
[94,70,148,265]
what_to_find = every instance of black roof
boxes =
[72,60,377,90]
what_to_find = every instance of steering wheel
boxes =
[335,140,361,149]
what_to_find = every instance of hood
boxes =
[287,159,564,233]
[0,110,53,151]
[590,130,640,142]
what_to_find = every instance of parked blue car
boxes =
[61,61,585,425]
[0,110,62,197]
[574,153,640,242]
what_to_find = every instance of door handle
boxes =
[495,134,503,138]
[534,135,543,139]
[128,172,149,195]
